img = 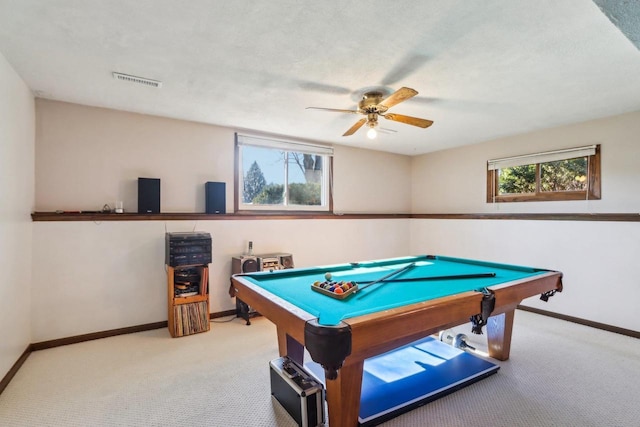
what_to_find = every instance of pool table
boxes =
[230,255,563,427]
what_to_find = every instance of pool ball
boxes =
[325,272,332,280]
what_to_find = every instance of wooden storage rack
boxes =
[167,264,210,337]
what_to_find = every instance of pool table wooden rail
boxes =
[230,266,562,427]
[231,269,562,362]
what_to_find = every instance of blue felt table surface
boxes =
[242,255,545,326]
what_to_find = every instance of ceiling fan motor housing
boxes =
[360,91,388,113]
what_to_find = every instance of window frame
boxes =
[234,133,333,213]
[486,145,601,203]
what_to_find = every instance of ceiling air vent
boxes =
[113,72,163,88]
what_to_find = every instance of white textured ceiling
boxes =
[1,1,640,155]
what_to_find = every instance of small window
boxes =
[487,145,601,203]
[235,133,333,212]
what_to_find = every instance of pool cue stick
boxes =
[356,262,416,297]
[357,272,496,284]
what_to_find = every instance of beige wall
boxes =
[410,219,640,332]
[35,99,412,214]
[0,53,35,377]
[32,218,410,342]
[333,145,411,213]
[23,99,640,345]
[36,100,235,213]
[30,99,413,342]
[411,110,640,213]
[410,111,640,332]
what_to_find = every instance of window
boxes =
[235,133,333,211]
[486,145,601,203]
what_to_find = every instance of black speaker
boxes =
[138,177,160,214]
[205,181,226,214]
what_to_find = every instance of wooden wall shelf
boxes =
[31,212,640,222]
[411,213,640,222]
[30,212,410,221]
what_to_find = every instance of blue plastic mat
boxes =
[305,336,499,426]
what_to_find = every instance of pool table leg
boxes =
[486,308,515,360]
[277,326,363,426]
[325,359,364,427]
[276,328,304,365]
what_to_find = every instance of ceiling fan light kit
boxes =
[307,86,434,139]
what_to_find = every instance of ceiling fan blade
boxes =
[343,118,367,136]
[378,87,418,109]
[383,113,433,128]
[306,107,359,114]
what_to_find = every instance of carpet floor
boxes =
[1,310,639,426]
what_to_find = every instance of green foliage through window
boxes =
[488,145,600,203]
[498,165,536,194]
[540,158,587,192]
[498,157,587,195]
[289,182,321,205]
[252,183,284,204]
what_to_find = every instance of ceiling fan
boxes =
[306,87,433,138]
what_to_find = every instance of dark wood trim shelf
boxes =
[30,212,411,221]
[32,211,640,222]
[411,213,640,222]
